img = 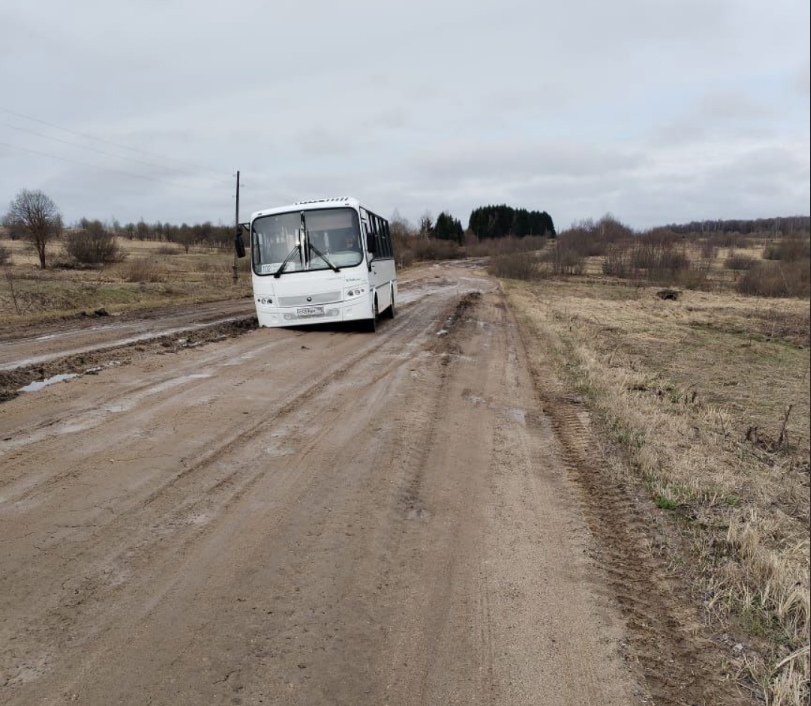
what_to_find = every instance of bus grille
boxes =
[278,291,342,307]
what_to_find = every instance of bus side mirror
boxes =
[367,232,377,254]
[235,228,246,258]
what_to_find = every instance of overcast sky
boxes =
[1,0,808,232]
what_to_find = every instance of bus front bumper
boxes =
[256,299,373,328]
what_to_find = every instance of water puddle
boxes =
[505,407,527,426]
[19,373,79,393]
[465,392,486,406]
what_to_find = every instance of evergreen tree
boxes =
[468,204,555,239]
[434,211,464,244]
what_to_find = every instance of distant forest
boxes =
[663,216,810,235]
[468,205,556,239]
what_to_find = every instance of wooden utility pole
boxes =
[233,170,240,283]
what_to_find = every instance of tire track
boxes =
[0,281,480,699]
[515,320,752,706]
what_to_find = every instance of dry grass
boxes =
[533,233,809,299]
[506,277,810,705]
[0,235,252,326]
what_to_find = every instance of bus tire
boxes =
[385,288,396,319]
[364,297,379,333]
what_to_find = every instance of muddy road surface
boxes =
[0,299,257,396]
[0,266,747,705]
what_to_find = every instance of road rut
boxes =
[1,267,652,704]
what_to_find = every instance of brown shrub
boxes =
[602,243,632,278]
[121,257,166,283]
[542,241,586,275]
[64,228,125,265]
[705,230,752,249]
[467,235,547,258]
[556,215,635,258]
[631,242,692,283]
[154,245,183,255]
[724,254,757,270]
[602,239,696,286]
[410,238,463,262]
[738,260,811,298]
[639,227,682,246]
[763,235,811,262]
[487,252,542,280]
[699,239,718,260]
[396,248,415,269]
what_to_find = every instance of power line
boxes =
[0,119,230,188]
[0,105,228,179]
[0,105,282,208]
[0,140,229,195]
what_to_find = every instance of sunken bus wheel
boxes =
[363,297,379,333]
[384,288,396,319]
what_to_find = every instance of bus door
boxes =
[359,209,376,268]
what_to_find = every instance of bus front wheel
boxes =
[364,298,379,333]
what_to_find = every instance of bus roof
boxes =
[251,197,361,220]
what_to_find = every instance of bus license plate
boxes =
[297,306,324,318]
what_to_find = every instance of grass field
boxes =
[506,273,810,706]
[0,235,252,326]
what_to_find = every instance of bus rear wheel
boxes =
[384,288,396,319]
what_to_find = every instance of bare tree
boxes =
[4,189,63,268]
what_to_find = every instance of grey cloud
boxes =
[391,135,809,230]
[413,140,648,181]
[697,91,771,121]
[295,128,354,157]
[796,67,811,96]
[653,89,779,146]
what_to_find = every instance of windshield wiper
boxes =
[308,241,340,273]
[273,245,301,278]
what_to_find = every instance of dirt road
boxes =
[0,299,256,372]
[0,265,745,705]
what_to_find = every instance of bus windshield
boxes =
[252,207,363,275]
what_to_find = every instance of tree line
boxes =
[468,205,556,239]
[664,216,810,235]
[3,185,562,269]
[415,205,557,244]
[8,184,810,276]
[2,188,235,267]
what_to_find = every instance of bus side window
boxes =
[379,217,386,253]
[375,216,389,258]
[367,217,378,253]
[383,221,393,258]
[372,214,389,258]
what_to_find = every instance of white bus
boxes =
[243,197,397,332]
